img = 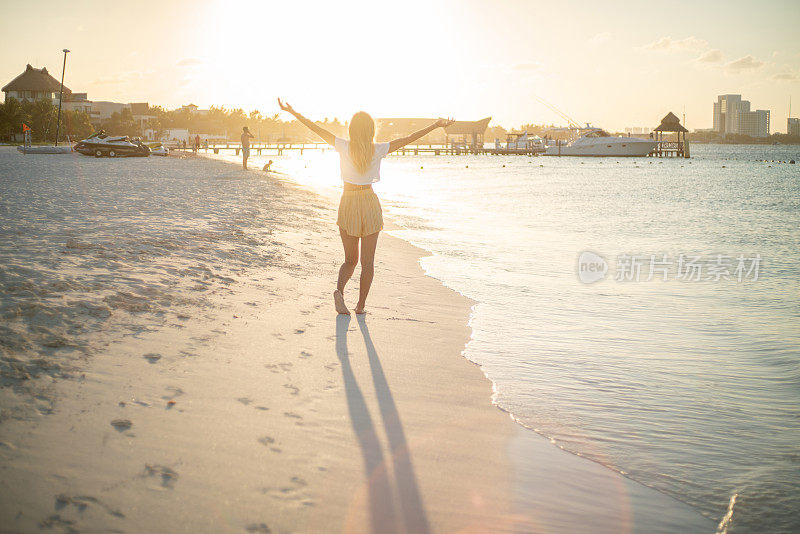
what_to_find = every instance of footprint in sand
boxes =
[283,384,299,396]
[55,494,125,518]
[283,411,302,420]
[110,419,132,431]
[272,333,285,340]
[257,436,282,452]
[40,515,77,530]
[294,329,305,334]
[299,351,312,359]
[143,464,179,489]
[324,363,338,372]
[261,476,310,501]
[254,406,269,411]
[245,523,271,533]
[161,386,184,401]
[237,397,252,406]
[143,353,162,363]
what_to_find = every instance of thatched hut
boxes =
[653,112,690,158]
[444,117,491,150]
[2,64,71,105]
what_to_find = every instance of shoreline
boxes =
[0,149,714,532]
[199,151,717,531]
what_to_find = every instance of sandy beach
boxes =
[0,148,714,533]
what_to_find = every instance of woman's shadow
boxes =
[335,314,430,534]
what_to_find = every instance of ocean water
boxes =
[234,144,800,533]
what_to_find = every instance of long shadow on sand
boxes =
[335,315,430,534]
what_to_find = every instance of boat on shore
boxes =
[17,145,72,154]
[74,132,151,157]
[544,128,656,157]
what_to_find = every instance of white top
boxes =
[334,137,391,185]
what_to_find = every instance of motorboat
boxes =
[544,128,656,157]
[146,142,169,156]
[74,131,151,157]
[505,132,546,153]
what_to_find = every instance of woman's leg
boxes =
[335,228,360,314]
[355,231,379,314]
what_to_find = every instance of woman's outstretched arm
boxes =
[388,118,454,153]
[278,98,336,146]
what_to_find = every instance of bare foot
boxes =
[354,305,366,315]
[333,290,350,315]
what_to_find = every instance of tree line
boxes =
[0,98,94,143]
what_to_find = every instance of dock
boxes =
[175,143,544,157]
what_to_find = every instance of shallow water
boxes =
[236,144,800,532]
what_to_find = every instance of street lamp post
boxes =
[55,48,70,146]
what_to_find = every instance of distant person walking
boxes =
[241,126,254,169]
[278,98,453,315]
[194,135,200,152]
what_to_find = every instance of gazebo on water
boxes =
[653,112,690,158]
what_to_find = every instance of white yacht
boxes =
[544,128,656,157]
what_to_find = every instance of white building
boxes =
[180,103,209,116]
[713,94,770,137]
[738,109,770,138]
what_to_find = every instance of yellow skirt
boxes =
[337,188,383,237]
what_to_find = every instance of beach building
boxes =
[713,94,770,137]
[444,117,492,150]
[180,104,210,116]
[161,128,190,144]
[2,64,71,106]
[788,117,800,136]
[63,93,99,122]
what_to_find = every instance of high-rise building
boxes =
[738,109,770,138]
[788,117,800,136]
[712,94,770,137]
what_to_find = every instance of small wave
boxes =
[716,493,737,534]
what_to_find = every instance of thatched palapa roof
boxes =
[444,117,492,135]
[2,64,71,94]
[654,112,688,133]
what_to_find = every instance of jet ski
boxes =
[145,142,169,156]
[74,131,151,157]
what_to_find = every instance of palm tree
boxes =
[0,98,27,142]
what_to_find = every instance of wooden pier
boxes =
[177,143,544,157]
[171,113,690,159]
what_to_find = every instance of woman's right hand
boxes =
[436,117,455,128]
[277,98,295,114]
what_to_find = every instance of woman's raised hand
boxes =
[436,117,455,128]
[277,98,295,114]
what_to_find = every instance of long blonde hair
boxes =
[348,111,375,175]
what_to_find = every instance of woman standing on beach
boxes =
[278,98,453,315]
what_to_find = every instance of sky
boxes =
[1,0,799,132]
